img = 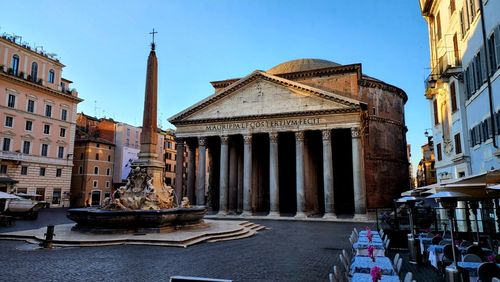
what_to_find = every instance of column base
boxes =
[353,214,368,221]
[240,211,252,217]
[294,212,307,219]
[267,211,280,217]
[217,211,227,216]
[322,213,337,220]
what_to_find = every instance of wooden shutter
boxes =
[495,25,500,69]
[480,46,487,82]
[450,81,457,112]
[433,99,439,125]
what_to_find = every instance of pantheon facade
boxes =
[170,59,409,218]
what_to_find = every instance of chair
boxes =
[393,253,400,268]
[443,230,451,239]
[459,240,473,248]
[379,229,385,237]
[342,249,351,264]
[339,254,349,273]
[426,232,435,238]
[492,277,500,282]
[478,262,500,282]
[353,227,359,236]
[431,235,443,245]
[348,236,354,246]
[439,240,449,246]
[385,238,390,250]
[462,254,482,262]
[443,244,460,262]
[466,245,483,259]
[403,272,413,282]
[328,272,335,282]
[396,257,403,275]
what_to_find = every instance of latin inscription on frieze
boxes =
[205,118,320,132]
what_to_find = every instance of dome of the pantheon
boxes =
[267,58,341,75]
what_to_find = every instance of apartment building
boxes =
[0,33,82,207]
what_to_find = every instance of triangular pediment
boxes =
[170,71,360,123]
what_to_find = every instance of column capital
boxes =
[269,132,278,144]
[351,127,360,138]
[322,130,332,141]
[220,136,229,145]
[198,137,207,146]
[243,134,253,144]
[295,131,305,142]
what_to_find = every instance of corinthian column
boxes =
[242,134,253,216]
[218,136,229,215]
[174,138,185,200]
[196,137,207,206]
[187,141,197,203]
[322,130,336,218]
[269,132,279,217]
[351,128,366,215]
[295,131,306,218]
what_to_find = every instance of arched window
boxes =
[48,69,55,83]
[11,55,19,76]
[31,62,38,82]
[94,166,99,175]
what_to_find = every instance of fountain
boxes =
[67,31,207,233]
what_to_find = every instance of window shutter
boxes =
[487,117,493,138]
[495,25,500,69]
[470,128,475,147]
[496,110,500,134]
[471,60,477,92]
[480,46,487,82]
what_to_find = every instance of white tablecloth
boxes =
[351,273,400,282]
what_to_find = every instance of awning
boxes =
[401,183,439,196]
[0,177,18,185]
[433,170,500,199]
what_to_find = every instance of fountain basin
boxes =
[67,206,207,233]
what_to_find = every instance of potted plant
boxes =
[37,78,43,85]
[7,67,13,75]
[18,71,24,79]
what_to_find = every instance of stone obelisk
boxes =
[133,30,165,189]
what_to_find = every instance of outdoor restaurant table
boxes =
[359,230,381,237]
[351,273,400,282]
[456,262,500,281]
[418,234,435,255]
[354,241,386,257]
[350,256,396,276]
[427,245,494,269]
[356,236,384,244]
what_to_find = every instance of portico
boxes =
[170,70,368,217]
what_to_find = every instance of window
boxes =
[94,167,99,174]
[166,152,172,160]
[39,167,46,176]
[60,128,66,137]
[437,143,442,161]
[27,100,35,113]
[127,128,130,137]
[93,180,98,188]
[433,100,439,125]
[21,166,28,175]
[96,153,99,160]
[96,144,100,148]
[106,181,110,188]
[0,165,7,174]
[22,141,31,154]
[45,104,52,117]
[60,82,66,92]
[106,168,110,175]
[7,94,15,108]
[469,0,476,20]
[11,55,19,76]
[41,144,48,157]
[35,188,45,201]
[25,120,33,131]
[5,116,13,127]
[31,62,38,82]
[436,12,442,40]
[2,138,11,151]
[107,155,111,162]
[48,69,55,83]
[58,146,64,159]
[61,109,67,121]
[454,133,462,154]
[56,168,62,177]
[487,31,496,75]
[52,189,61,204]
[166,164,172,172]
[459,9,465,38]
[450,82,457,112]
[44,124,50,134]
[80,152,84,159]
[79,166,83,174]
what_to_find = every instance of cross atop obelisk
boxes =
[150,28,157,50]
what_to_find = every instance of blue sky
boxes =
[1,0,431,176]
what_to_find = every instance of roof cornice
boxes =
[359,78,408,103]
[0,72,83,103]
[0,37,65,67]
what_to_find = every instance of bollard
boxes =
[41,225,55,248]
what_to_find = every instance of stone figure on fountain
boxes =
[103,167,175,210]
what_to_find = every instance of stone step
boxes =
[208,229,257,243]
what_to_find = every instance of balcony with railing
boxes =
[437,51,461,77]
